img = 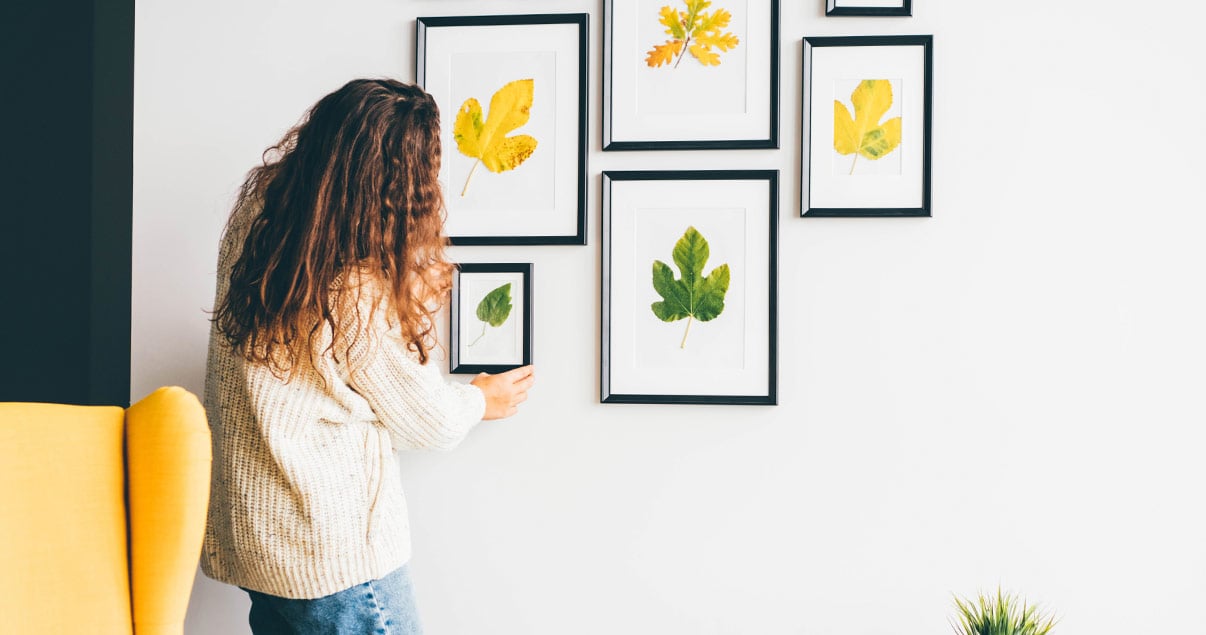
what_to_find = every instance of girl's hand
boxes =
[471,365,535,420]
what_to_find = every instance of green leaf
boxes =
[650,226,730,348]
[475,283,513,328]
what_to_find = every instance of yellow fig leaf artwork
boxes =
[834,79,902,175]
[646,0,739,69]
[453,78,538,197]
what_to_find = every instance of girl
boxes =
[205,79,534,634]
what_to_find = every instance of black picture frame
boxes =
[450,263,533,374]
[416,14,588,245]
[601,170,778,405]
[801,35,933,217]
[602,0,780,151]
[825,0,912,17]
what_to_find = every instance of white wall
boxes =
[134,1,1206,633]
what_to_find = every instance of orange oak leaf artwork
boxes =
[646,0,739,69]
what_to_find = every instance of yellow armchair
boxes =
[0,386,212,635]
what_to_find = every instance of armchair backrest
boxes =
[0,386,211,635]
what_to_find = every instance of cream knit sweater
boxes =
[201,201,485,599]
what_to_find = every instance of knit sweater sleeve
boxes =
[335,280,486,451]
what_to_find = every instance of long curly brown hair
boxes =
[213,79,451,374]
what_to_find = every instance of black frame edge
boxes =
[416,13,589,245]
[450,263,534,375]
[600,169,778,405]
[800,34,933,218]
[602,0,780,151]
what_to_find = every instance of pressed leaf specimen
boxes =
[470,283,513,347]
[951,588,1057,635]
[834,79,902,175]
[651,226,730,348]
[646,0,739,69]
[453,79,538,197]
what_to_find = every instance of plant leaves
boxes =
[475,283,513,328]
[951,588,1058,635]
[658,5,686,39]
[834,79,903,164]
[645,0,738,69]
[453,79,538,175]
[650,227,730,347]
[646,40,684,67]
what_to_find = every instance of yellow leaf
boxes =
[688,42,721,66]
[833,79,903,169]
[861,117,901,159]
[685,0,712,23]
[695,30,738,53]
[646,0,738,70]
[658,6,685,38]
[834,101,859,155]
[646,40,683,67]
[850,79,894,130]
[452,79,537,196]
[486,134,538,172]
[706,7,732,30]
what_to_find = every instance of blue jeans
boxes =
[243,565,423,635]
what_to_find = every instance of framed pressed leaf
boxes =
[450,263,533,374]
[802,35,932,216]
[416,14,588,245]
[602,0,780,150]
[825,0,912,17]
[601,170,778,404]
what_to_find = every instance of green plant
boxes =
[951,588,1057,635]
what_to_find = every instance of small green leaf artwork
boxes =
[651,226,730,349]
[470,283,512,347]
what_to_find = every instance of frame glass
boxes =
[601,170,777,404]
[603,0,780,150]
[801,35,933,216]
[450,263,533,374]
[417,14,588,244]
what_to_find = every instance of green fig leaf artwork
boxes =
[470,282,513,347]
[646,0,739,69]
[834,79,902,175]
[650,226,730,349]
[453,79,538,197]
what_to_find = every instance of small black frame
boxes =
[450,263,533,374]
[825,0,912,17]
[602,0,781,151]
[801,34,933,217]
[416,13,588,245]
[601,170,778,405]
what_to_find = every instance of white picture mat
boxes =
[805,44,925,210]
[609,0,773,143]
[457,271,525,365]
[423,23,580,237]
[635,0,749,117]
[608,179,770,397]
[834,0,905,7]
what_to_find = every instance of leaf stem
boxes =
[849,154,859,175]
[468,321,487,347]
[461,159,481,197]
[674,35,690,68]
[680,315,693,349]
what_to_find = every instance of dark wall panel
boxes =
[0,1,132,406]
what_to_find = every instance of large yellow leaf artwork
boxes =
[646,0,739,69]
[453,78,538,197]
[834,79,902,175]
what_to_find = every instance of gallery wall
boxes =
[133,0,1206,633]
